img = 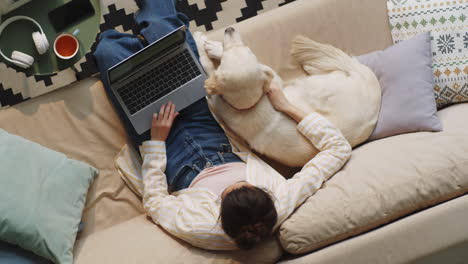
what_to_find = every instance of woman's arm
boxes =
[142,102,179,224]
[266,84,351,175]
[266,85,352,221]
[142,103,237,250]
[266,84,307,123]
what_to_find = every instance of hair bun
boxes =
[220,186,278,250]
[236,231,260,249]
[241,230,257,241]
[235,223,267,249]
[245,223,267,234]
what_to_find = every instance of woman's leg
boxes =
[134,0,198,56]
[93,0,197,148]
[94,30,148,148]
[94,1,240,192]
[130,1,242,191]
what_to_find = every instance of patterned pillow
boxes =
[387,0,468,109]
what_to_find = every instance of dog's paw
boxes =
[193,31,207,47]
[205,40,223,60]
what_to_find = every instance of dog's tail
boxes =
[291,35,356,75]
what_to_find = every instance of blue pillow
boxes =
[0,129,98,264]
[0,241,52,264]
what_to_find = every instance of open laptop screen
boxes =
[108,28,185,84]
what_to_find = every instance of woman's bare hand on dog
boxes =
[267,84,307,123]
[151,102,179,141]
[266,84,291,113]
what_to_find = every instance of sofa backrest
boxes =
[206,0,393,81]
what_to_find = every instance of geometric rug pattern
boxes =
[387,0,468,109]
[0,0,297,109]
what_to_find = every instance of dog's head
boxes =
[205,27,274,110]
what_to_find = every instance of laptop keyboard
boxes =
[118,49,201,115]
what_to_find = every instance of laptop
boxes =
[107,26,207,135]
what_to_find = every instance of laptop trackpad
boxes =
[131,77,207,135]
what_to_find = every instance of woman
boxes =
[94,0,351,250]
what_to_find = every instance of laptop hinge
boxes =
[114,45,182,87]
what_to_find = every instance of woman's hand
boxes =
[266,83,292,113]
[151,102,179,141]
[266,84,308,123]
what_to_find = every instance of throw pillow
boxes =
[356,32,443,141]
[387,0,468,108]
[0,241,52,264]
[0,129,98,264]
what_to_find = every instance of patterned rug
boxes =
[387,0,468,109]
[0,0,296,109]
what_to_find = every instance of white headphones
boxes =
[0,15,49,69]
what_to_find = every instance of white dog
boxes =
[193,28,381,167]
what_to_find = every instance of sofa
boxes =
[1,0,467,263]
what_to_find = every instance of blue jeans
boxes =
[94,0,241,192]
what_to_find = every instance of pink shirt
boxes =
[189,162,247,196]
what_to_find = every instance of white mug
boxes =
[53,30,79,59]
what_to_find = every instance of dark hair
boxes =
[220,186,277,250]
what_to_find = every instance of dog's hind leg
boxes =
[291,35,356,76]
[193,31,216,76]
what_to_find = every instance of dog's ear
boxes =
[261,65,274,93]
[205,73,221,95]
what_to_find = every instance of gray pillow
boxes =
[356,32,442,141]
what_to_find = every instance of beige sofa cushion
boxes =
[280,103,468,254]
[279,194,468,264]
[74,215,282,264]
